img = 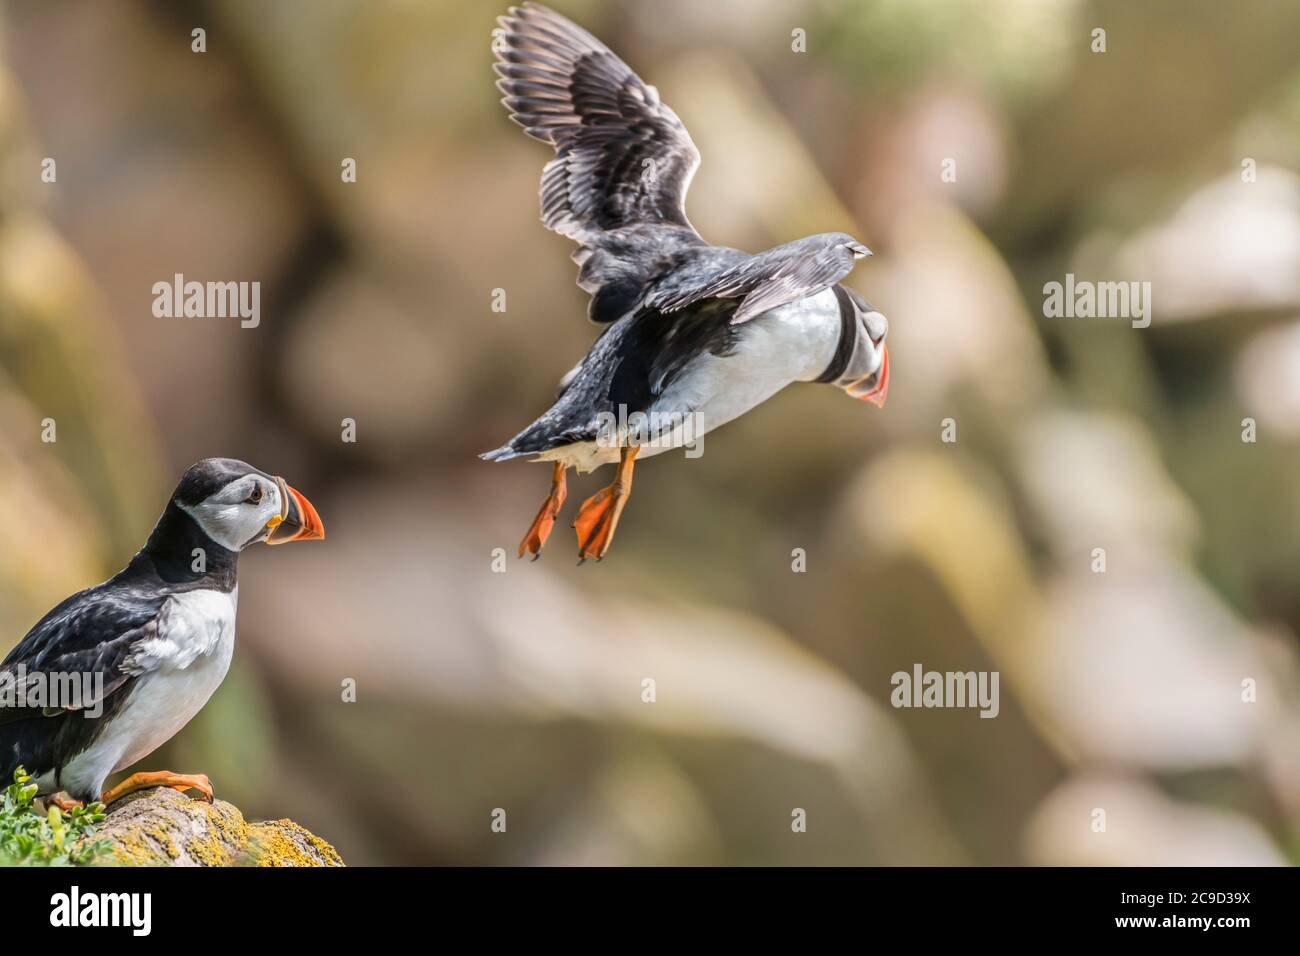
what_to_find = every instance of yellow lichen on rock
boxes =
[88,787,342,867]
[249,820,344,867]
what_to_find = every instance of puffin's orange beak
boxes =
[845,344,889,408]
[266,479,326,544]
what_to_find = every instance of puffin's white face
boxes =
[174,460,326,554]
[178,474,286,552]
[835,295,890,407]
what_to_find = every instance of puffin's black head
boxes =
[173,458,325,553]
[825,231,873,260]
[829,286,889,408]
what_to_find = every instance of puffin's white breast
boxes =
[57,587,238,797]
[542,289,842,472]
[651,287,842,432]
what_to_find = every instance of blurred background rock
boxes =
[1,0,1298,865]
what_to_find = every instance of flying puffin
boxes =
[483,3,890,561]
[0,458,324,810]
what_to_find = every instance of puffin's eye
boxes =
[245,485,263,505]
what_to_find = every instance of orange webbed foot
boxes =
[45,793,84,813]
[573,446,639,563]
[574,487,619,562]
[101,770,214,806]
[518,462,568,559]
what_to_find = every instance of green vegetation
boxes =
[0,767,112,866]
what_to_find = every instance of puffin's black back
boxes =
[485,300,744,458]
[0,580,158,797]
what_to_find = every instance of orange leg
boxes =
[45,792,84,813]
[101,770,214,806]
[573,445,639,562]
[518,462,568,559]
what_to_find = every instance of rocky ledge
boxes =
[86,787,343,866]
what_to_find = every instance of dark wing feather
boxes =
[0,587,159,725]
[481,300,743,460]
[494,3,711,323]
[644,234,865,325]
[494,2,700,238]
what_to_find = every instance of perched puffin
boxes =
[483,3,890,561]
[0,458,324,810]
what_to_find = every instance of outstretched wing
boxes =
[494,3,713,323]
[494,2,701,239]
[644,234,869,325]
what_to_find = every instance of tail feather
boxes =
[480,444,524,462]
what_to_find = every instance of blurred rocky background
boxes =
[1,0,1298,865]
